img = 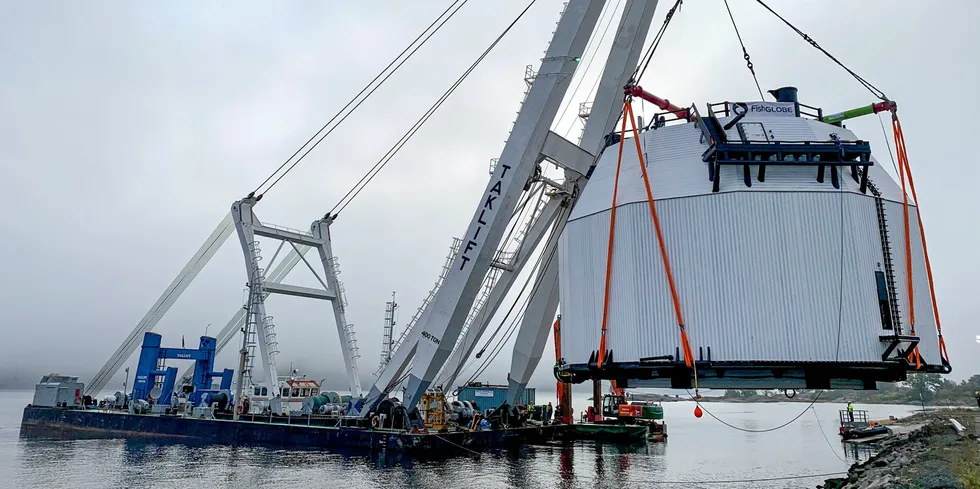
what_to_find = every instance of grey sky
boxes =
[2,0,977,393]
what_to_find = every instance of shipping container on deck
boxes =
[456,383,535,412]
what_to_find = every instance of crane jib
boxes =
[458,163,512,271]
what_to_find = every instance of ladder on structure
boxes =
[330,256,361,370]
[242,239,280,391]
[374,294,398,378]
[868,178,902,333]
[390,238,461,355]
[434,189,552,387]
[866,173,920,362]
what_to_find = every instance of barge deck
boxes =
[21,405,561,453]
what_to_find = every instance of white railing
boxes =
[391,238,460,353]
[260,221,313,237]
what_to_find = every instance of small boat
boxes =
[838,409,890,440]
[244,372,348,415]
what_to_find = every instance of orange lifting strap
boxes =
[597,99,698,391]
[892,115,949,369]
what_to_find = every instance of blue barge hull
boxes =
[20,405,561,453]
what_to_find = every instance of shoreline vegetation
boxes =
[631,373,980,408]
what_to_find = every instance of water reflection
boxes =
[505,445,533,489]
[844,442,878,463]
[558,446,574,489]
[4,392,922,489]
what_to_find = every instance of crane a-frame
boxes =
[85,199,364,402]
[363,0,666,414]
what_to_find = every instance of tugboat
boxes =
[244,371,348,415]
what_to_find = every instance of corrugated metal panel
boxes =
[645,122,707,161]
[456,386,535,410]
[559,190,943,366]
[570,124,710,220]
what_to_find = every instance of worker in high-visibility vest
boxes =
[847,401,855,422]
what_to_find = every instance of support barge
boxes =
[20,403,562,453]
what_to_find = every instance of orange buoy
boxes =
[694,405,703,418]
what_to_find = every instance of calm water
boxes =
[0,390,920,488]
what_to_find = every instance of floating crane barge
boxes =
[21,335,564,453]
[22,0,951,453]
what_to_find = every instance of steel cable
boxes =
[253,0,471,197]
[690,389,825,433]
[753,0,887,100]
[723,0,765,100]
[330,0,540,216]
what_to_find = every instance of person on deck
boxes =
[546,402,554,424]
[847,401,855,422]
[974,391,979,408]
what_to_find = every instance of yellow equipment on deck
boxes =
[421,389,448,430]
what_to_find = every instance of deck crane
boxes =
[434,0,668,407]
[501,0,665,408]
[363,0,668,418]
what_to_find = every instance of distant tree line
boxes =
[721,373,980,406]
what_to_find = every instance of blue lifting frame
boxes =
[131,332,233,406]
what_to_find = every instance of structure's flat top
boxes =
[569,113,907,222]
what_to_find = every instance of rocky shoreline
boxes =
[817,409,979,489]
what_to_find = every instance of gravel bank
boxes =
[817,409,979,489]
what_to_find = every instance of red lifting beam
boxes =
[626,85,692,121]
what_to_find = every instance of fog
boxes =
[2,1,977,395]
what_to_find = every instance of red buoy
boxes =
[694,405,703,418]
